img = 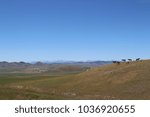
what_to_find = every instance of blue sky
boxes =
[0,0,150,62]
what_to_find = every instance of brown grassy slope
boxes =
[27,60,150,99]
[0,60,150,99]
[60,60,150,99]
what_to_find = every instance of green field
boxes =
[0,60,150,100]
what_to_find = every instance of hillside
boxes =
[0,61,111,74]
[71,60,150,99]
[0,60,150,99]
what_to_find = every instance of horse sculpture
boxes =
[128,59,132,61]
[136,58,140,61]
[113,61,120,65]
[122,59,126,62]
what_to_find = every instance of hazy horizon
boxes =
[0,59,112,63]
[0,0,150,62]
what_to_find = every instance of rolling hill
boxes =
[0,60,150,99]
[0,61,111,74]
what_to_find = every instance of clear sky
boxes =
[0,0,150,62]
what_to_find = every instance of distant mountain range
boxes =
[0,61,112,74]
[0,61,112,67]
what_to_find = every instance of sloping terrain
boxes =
[0,60,150,99]
[0,61,111,74]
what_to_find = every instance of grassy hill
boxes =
[0,60,150,99]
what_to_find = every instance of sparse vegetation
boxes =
[0,60,150,100]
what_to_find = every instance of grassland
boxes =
[0,60,150,99]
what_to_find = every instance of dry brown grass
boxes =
[0,60,150,99]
